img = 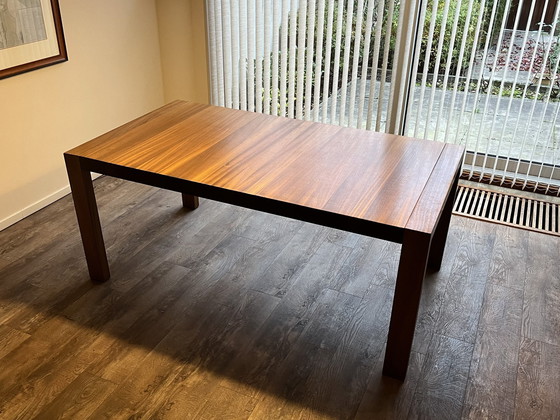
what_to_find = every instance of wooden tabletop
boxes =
[66,100,464,238]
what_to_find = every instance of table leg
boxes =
[181,193,200,210]
[382,230,431,380]
[427,170,459,271]
[64,155,110,282]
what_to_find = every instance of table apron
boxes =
[79,156,406,244]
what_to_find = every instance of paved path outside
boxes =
[324,79,560,168]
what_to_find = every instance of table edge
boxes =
[68,154,406,244]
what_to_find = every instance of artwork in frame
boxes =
[0,0,67,79]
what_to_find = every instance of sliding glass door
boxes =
[405,0,560,194]
[206,0,560,195]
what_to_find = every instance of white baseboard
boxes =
[0,185,71,231]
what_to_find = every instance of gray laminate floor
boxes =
[0,176,559,419]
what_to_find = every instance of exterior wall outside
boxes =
[507,0,558,30]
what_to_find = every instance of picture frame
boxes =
[0,0,67,80]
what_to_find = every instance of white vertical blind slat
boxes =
[304,0,317,120]
[329,0,346,124]
[222,0,233,108]
[515,2,558,188]
[207,1,219,104]
[537,101,560,187]
[214,0,225,106]
[279,0,290,117]
[246,0,255,111]
[389,0,417,133]
[442,0,476,145]
[338,0,356,126]
[230,0,240,109]
[347,0,365,128]
[356,0,377,129]
[271,1,281,115]
[479,0,522,178]
[432,0,462,143]
[522,18,560,188]
[423,0,450,140]
[287,0,298,118]
[506,7,549,182]
[470,0,512,175]
[376,0,394,132]
[313,0,326,121]
[321,0,336,123]
[404,0,428,135]
[295,1,308,119]
[255,0,264,113]
[543,102,560,192]
[263,0,272,114]
[238,0,248,110]
[462,0,501,175]
[412,0,439,138]
[366,0,386,130]
[449,0,486,146]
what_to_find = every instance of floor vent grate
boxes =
[453,185,560,236]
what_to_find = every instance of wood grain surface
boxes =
[65,100,464,235]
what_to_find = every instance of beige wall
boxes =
[0,0,165,229]
[156,0,209,104]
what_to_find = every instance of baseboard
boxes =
[0,185,71,231]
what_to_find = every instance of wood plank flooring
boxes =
[0,176,559,419]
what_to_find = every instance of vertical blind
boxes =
[404,0,560,195]
[207,0,560,195]
[206,0,418,133]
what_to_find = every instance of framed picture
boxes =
[0,0,67,79]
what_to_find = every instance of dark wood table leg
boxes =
[382,230,431,380]
[427,169,460,271]
[64,154,110,282]
[181,193,200,210]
